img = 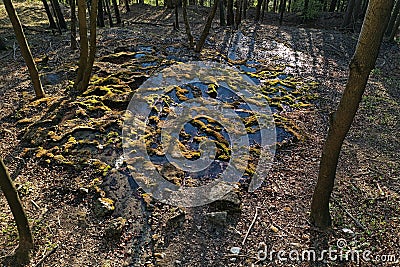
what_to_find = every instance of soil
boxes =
[0,2,399,267]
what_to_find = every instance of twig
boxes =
[242,206,259,246]
[34,245,58,267]
[332,197,368,232]
[30,200,40,210]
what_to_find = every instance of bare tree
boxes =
[182,0,194,47]
[4,0,45,98]
[310,0,394,229]
[195,0,219,52]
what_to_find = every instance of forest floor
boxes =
[0,2,400,267]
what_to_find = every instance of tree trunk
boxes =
[105,0,114,27]
[174,0,180,30]
[273,0,277,12]
[303,0,309,18]
[261,0,267,21]
[219,0,226,26]
[98,0,105,27]
[389,11,400,40]
[226,0,234,25]
[235,0,242,28]
[0,159,34,263]
[78,0,98,91]
[4,0,45,98]
[310,0,394,229]
[42,0,57,29]
[386,0,400,36]
[342,0,356,29]
[279,0,286,25]
[182,0,194,47]
[195,0,219,52]
[75,0,89,88]
[50,0,67,29]
[287,0,291,12]
[112,0,121,24]
[255,0,262,21]
[70,0,77,49]
[242,0,247,19]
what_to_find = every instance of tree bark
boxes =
[105,0,114,27]
[4,0,45,98]
[261,0,268,21]
[386,0,400,36]
[219,0,226,26]
[42,0,57,29]
[279,0,286,25]
[226,0,234,25]
[50,0,67,29]
[98,0,105,27]
[112,0,121,24]
[182,0,194,47]
[255,0,262,21]
[71,0,77,49]
[174,0,180,30]
[195,0,219,52]
[78,0,99,91]
[75,0,89,88]
[310,0,394,229]
[0,159,34,263]
[235,0,242,28]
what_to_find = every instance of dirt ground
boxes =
[0,2,399,267]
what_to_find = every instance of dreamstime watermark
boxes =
[256,239,399,264]
[122,61,276,207]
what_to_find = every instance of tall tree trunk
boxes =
[70,0,77,49]
[75,0,89,88]
[255,0,262,21]
[219,0,226,26]
[342,0,356,29]
[0,159,34,263]
[261,0,268,21]
[174,0,180,30]
[242,0,247,19]
[226,0,234,25]
[112,0,121,24]
[235,0,242,28]
[195,0,219,52]
[105,0,114,27]
[182,0,194,47]
[42,0,57,29]
[50,0,67,29]
[303,0,309,18]
[273,0,277,12]
[279,0,286,25]
[78,0,99,91]
[98,0,105,27]
[310,0,394,229]
[386,0,400,36]
[287,0,291,12]
[4,0,45,98]
[389,11,400,40]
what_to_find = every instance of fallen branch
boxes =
[332,197,368,232]
[242,206,259,245]
[34,245,58,267]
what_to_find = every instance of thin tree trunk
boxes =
[98,0,105,27]
[310,0,394,229]
[105,0,114,27]
[342,0,356,29]
[303,0,309,18]
[195,0,219,52]
[255,0,262,21]
[42,0,57,29]
[71,0,77,49]
[242,0,247,19]
[50,0,67,29]
[261,0,267,21]
[386,0,400,36]
[235,0,242,28]
[273,0,277,12]
[226,0,234,25]
[78,0,98,91]
[279,0,286,25]
[287,0,291,12]
[75,0,89,88]
[112,0,121,24]
[0,159,34,263]
[4,0,45,98]
[219,0,226,26]
[182,0,194,47]
[389,11,400,40]
[174,0,179,30]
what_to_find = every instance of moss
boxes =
[175,86,190,101]
[207,83,218,98]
